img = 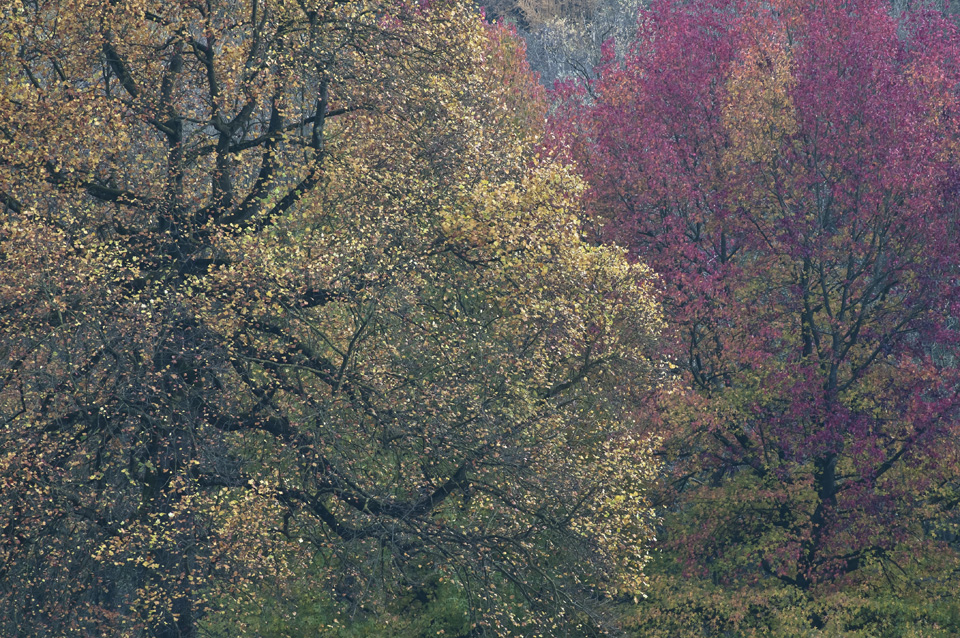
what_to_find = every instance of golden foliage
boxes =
[0,1,662,635]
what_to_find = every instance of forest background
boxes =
[1,0,959,636]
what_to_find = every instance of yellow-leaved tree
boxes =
[0,0,662,635]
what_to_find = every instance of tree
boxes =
[551,0,960,631]
[0,1,663,636]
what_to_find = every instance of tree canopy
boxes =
[0,1,663,636]
[551,0,960,632]
[5,0,960,634]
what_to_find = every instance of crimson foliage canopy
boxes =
[552,0,960,628]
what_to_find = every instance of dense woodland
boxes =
[1,0,959,635]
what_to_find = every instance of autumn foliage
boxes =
[552,0,960,632]
[0,0,665,636]
[4,0,960,634]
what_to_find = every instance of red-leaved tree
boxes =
[552,0,960,630]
